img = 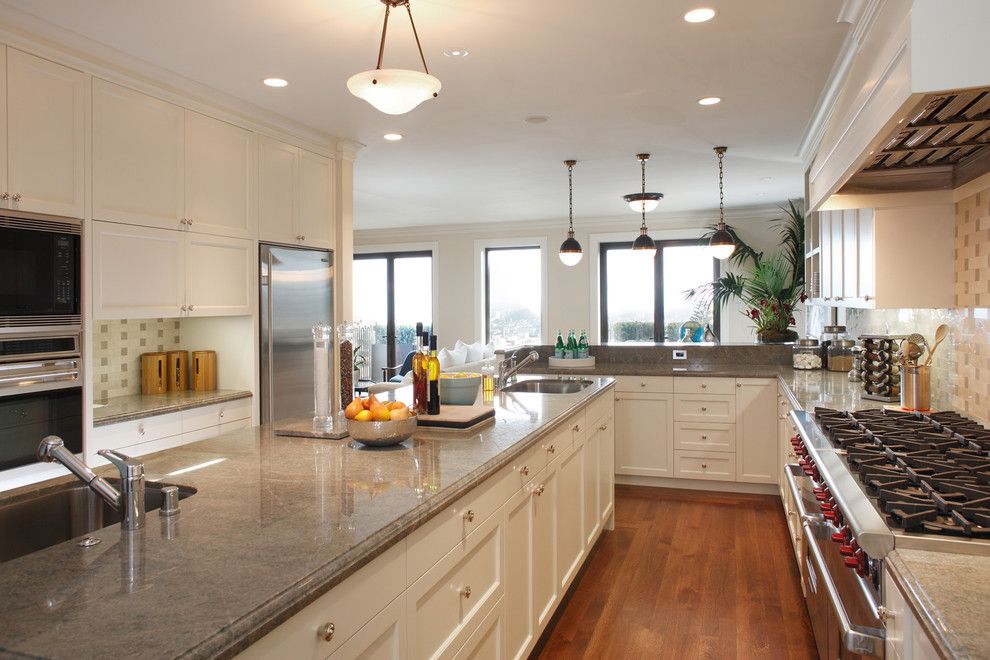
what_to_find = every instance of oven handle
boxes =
[0,369,80,392]
[802,520,885,656]
[784,463,821,525]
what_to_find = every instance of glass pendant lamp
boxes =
[559,160,583,266]
[708,146,736,259]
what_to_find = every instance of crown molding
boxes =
[335,139,366,162]
[797,0,885,168]
[0,7,342,156]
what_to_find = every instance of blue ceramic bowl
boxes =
[439,372,482,405]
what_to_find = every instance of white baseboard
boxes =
[615,474,779,496]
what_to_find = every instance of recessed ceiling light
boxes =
[697,96,721,106]
[443,48,469,57]
[684,8,716,23]
[383,133,403,141]
[263,78,288,88]
[756,192,767,197]
[761,176,773,182]
[524,115,550,124]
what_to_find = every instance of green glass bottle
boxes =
[578,330,589,358]
[555,330,565,358]
[566,330,578,359]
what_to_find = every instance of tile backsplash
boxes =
[93,319,182,401]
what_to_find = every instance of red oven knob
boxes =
[839,540,859,556]
[814,488,831,501]
[819,501,834,512]
[823,510,838,522]
[843,550,868,576]
[831,527,851,543]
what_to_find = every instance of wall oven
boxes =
[0,213,81,332]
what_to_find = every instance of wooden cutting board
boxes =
[417,404,496,429]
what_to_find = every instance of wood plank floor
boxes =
[536,485,817,660]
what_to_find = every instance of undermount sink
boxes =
[0,479,196,563]
[502,379,593,394]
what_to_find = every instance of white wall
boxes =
[354,206,797,349]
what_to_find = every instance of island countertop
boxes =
[0,377,615,660]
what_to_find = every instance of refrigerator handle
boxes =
[266,249,275,424]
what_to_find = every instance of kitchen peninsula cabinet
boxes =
[614,376,675,478]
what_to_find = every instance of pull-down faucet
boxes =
[497,348,540,390]
[37,436,146,530]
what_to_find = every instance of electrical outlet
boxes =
[672,349,687,360]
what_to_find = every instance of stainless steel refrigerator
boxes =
[259,244,333,424]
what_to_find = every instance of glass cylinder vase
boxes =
[313,323,333,427]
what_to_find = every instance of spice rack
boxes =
[858,334,904,402]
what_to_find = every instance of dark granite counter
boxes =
[0,377,615,660]
[93,390,253,427]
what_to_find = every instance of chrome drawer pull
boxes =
[572,424,580,432]
[701,407,708,412]
[532,484,545,496]
[461,586,472,598]
[701,463,708,469]
[319,622,335,642]
[463,509,475,523]
[519,465,529,476]
[544,444,555,454]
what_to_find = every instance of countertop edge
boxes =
[196,380,617,659]
[93,390,254,427]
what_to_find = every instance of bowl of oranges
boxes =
[344,394,417,447]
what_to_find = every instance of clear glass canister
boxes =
[828,339,856,373]
[792,338,822,370]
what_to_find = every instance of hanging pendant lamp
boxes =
[708,146,736,259]
[628,154,658,256]
[347,0,441,115]
[559,160,583,266]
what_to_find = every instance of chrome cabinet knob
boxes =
[639,382,646,388]
[701,463,708,469]
[300,235,305,241]
[180,305,188,312]
[0,192,8,200]
[180,218,188,225]
[572,424,580,432]
[532,484,545,496]
[544,444,555,454]
[461,586,472,599]
[319,622,335,642]
[701,435,708,440]
[463,509,475,523]
[219,410,225,419]
[187,305,194,311]
[137,423,146,436]
[877,606,895,622]
[518,465,529,476]
[599,424,607,431]
[11,193,21,202]
[701,383,707,389]
[701,407,708,412]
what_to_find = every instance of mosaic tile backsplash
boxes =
[93,319,182,401]
[806,182,990,426]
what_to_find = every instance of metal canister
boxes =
[900,364,931,411]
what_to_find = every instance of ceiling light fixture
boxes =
[524,115,550,124]
[347,0,441,115]
[443,48,469,57]
[697,96,721,106]
[383,133,403,141]
[627,154,659,257]
[684,8,716,23]
[708,146,736,260]
[263,78,288,88]
[559,160,583,266]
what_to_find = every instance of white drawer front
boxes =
[673,422,736,452]
[673,377,735,395]
[502,442,547,494]
[673,450,736,481]
[88,412,183,459]
[614,375,673,394]
[453,598,503,660]
[408,512,503,660]
[182,404,222,433]
[586,391,614,427]
[673,394,735,423]
[219,397,253,422]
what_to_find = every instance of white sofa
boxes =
[368,340,496,395]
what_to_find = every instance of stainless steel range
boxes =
[786,406,990,659]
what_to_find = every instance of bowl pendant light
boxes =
[559,160,583,266]
[628,154,658,257]
[347,0,441,115]
[708,146,736,259]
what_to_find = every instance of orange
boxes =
[354,410,372,422]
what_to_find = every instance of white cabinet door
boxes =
[735,379,777,484]
[184,110,257,239]
[857,208,876,302]
[5,49,86,217]
[582,425,601,548]
[92,221,185,319]
[297,149,332,249]
[842,209,859,301]
[184,233,254,316]
[614,393,674,477]
[830,210,845,301]
[452,600,503,660]
[93,79,184,229]
[502,487,534,660]
[328,594,406,660]
[820,211,832,300]
[598,416,614,527]
[258,135,298,245]
[531,463,558,634]
[555,439,585,592]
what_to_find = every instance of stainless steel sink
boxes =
[502,379,593,394]
[0,479,196,563]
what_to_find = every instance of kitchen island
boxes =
[0,376,616,659]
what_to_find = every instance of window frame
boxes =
[483,244,544,346]
[599,239,721,343]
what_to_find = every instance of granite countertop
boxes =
[886,549,990,659]
[0,377,615,659]
[93,389,253,427]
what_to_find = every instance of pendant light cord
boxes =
[374,1,430,75]
[718,148,725,225]
[640,155,648,229]
[568,163,574,231]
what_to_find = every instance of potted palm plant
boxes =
[687,200,806,343]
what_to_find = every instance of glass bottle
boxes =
[578,330,589,358]
[412,327,427,414]
[426,334,441,415]
[566,330,578,359]
[555,330,566,359]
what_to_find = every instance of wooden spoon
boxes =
[924,324,949,366]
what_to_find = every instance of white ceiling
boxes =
[1,0,848,230]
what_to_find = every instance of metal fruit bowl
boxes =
[348,415,418,447]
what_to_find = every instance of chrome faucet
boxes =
[497,349,540,390]
[37,436,146,531]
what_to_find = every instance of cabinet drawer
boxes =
[407,512,503,660]
[564,410,586,445]
[674,377,735,395]
[237,539,406,660]
[88,411,183,458]
[614,375,673,394]
[182,398,252,433]
[673,394,735,423]
[673,450,736,481]
[453,598,503,660]
[503,441,547,494]
[407,469,506,584]
[673,422,736,452]
[586,390,614,426]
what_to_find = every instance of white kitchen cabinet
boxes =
[93,79,185,229]
[502,486,535,660]
[883,568,940,660]
[857,209,876,301]
[820,211,832,300]
[582,422,601,547]
[735,379,778,484]
[452,599,502,660]
[555,439,585,592]
[92,221,186,319]
[614,392,674,477]
[4,49,86,217]
[184,233,254,316]
[842,209,859,299]
[598,415,615,527]
[328,594,406,660]
[830,210,844,301]
[531,462,558,633]
[673,449,736,481]
[259,135,332,249]
[184,111,257,239]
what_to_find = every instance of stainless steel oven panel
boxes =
[0,360,80,396]
[0,332,80,364]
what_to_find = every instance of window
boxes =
[353,251,433,381]
[485,246,542,347]
[599,240,719,343]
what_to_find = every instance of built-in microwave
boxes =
[0,213,81,332]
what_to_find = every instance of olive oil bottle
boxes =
[412,323,427,414]
[426,334,441,415]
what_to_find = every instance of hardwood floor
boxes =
[536,485,817,660]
